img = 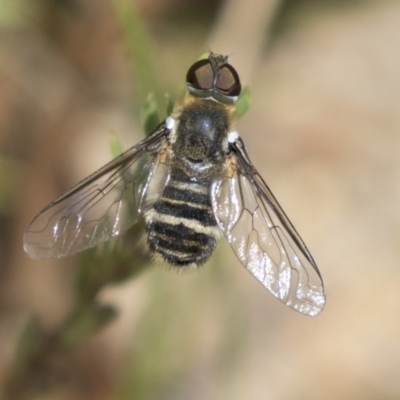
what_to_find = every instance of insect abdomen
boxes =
[146,179,219,267]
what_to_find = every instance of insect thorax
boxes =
[170,98,233,177]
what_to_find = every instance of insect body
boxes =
[147,94,237,267]
[24,53,325,316]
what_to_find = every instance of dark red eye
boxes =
[186,55,242,100]
[186,59,213,90]
[215,64,241,96]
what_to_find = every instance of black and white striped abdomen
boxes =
[145,179,220,267]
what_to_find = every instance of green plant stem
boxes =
[111,0,164,114]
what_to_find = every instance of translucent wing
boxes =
[211,137,325,316]
[24,123,170,259]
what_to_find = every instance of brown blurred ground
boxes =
[1,0,400,399]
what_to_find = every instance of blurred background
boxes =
[1,0,400,399]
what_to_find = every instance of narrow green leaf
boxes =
[140,93,162,136]
[109,134,123,157]
[235,86,251,118]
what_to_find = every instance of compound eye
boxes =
[186,59,213,90]
[215,64,241,96]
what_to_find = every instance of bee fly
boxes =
[24,53,325,316]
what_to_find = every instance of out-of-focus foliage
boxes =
[0,0,26,28]
[0,156,21,213]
